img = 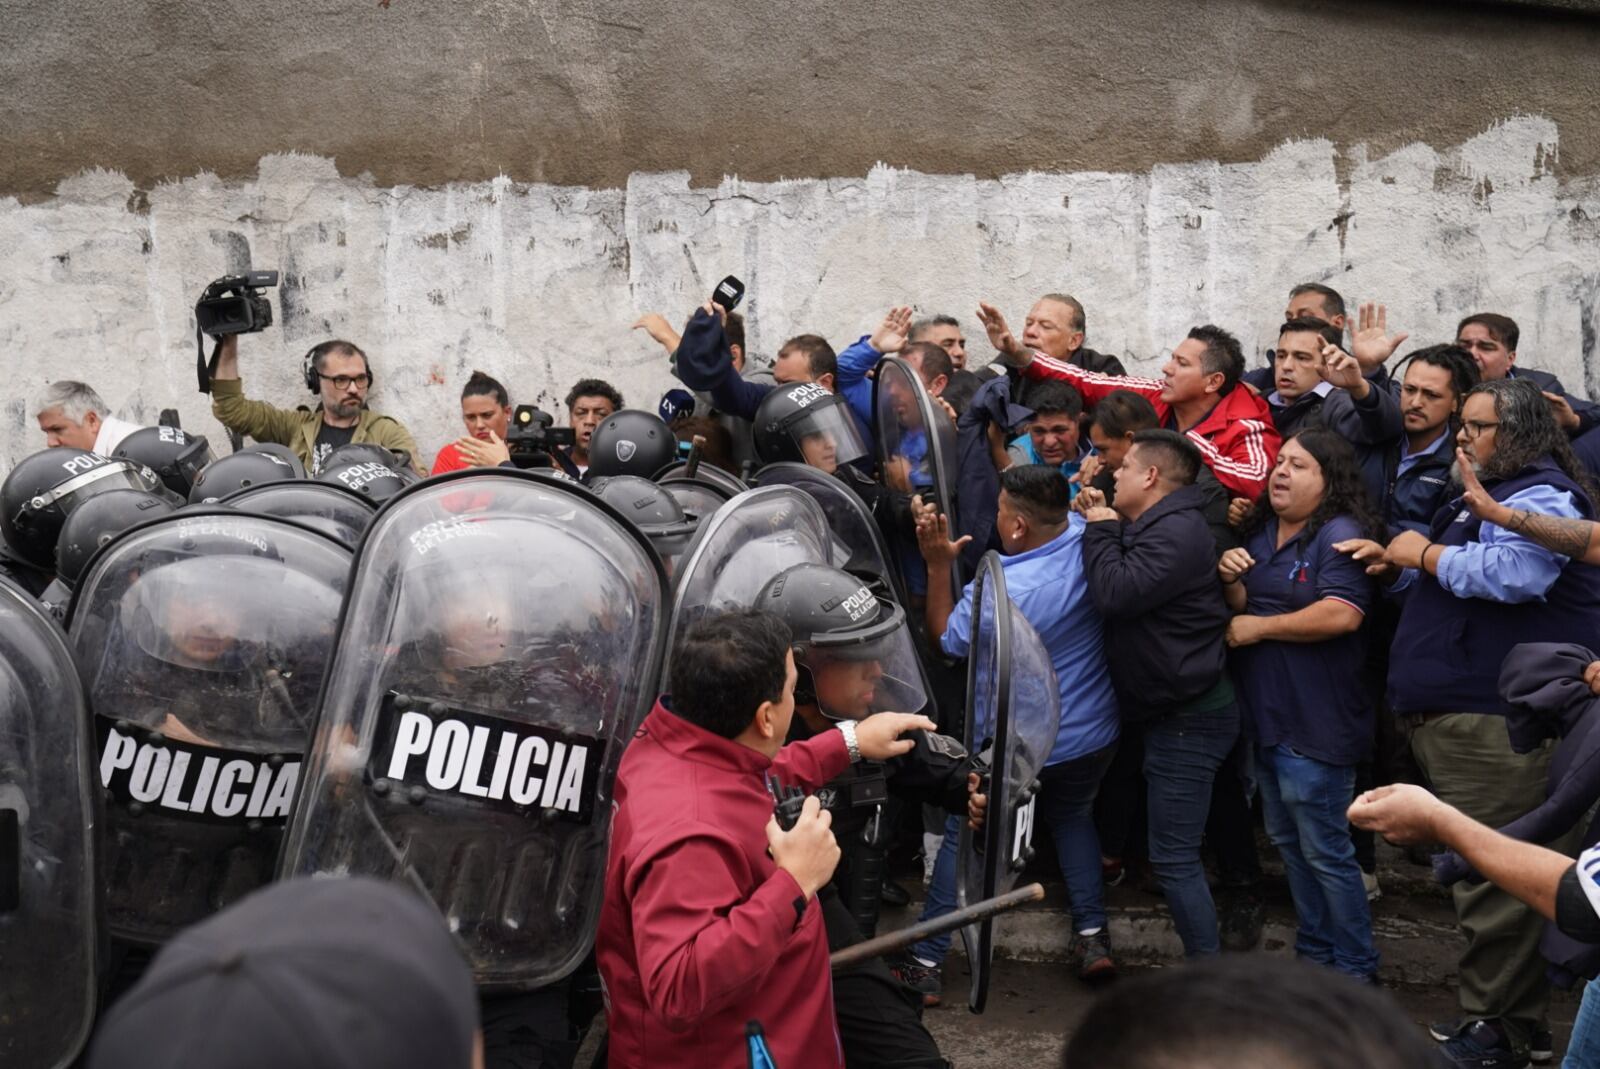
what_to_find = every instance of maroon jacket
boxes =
[597,699,850,1069]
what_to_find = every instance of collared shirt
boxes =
[1006,434,1089,488]
[940,517,1119,765]
[1435,483,1581,601]
[1265,379,1335,409]
[1232,514,1374,766]
[93,415,145,457]
[1397,427,1450,480]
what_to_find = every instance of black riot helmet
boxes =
[189,449,302,503]
[223,480,377,548]
[586,410,677,479]
[55,488,176,588]
[754,562,928,721]
[239,442,308,478]
[314,444,416,503]
[1,448,165,569]
[587,475,699,574]
[112,426,214,499]
[752,383,868,472]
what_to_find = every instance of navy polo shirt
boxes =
[1231,513,1375,767]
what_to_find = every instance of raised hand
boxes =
[454,430,512,468]
[1333,537,1398,580]
[1455,449,1507,524]
[632,312,681,352]
[912,494,970,565]
[976,301,1025,363]
[870,305,914,354]
[1349,301,1409,371]
[1318,345,1369,397]
[1544,391,1582,432]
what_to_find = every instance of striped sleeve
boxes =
[1023,351,1164,406]
[1189,418,1276,499]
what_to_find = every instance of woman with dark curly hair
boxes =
[1217,427,1381,982]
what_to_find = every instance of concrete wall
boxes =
[3,116,1598,473]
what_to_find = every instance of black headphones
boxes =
[303,342,375,394]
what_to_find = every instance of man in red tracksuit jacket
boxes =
[597,609,933,1069]
[976,302,1281,500]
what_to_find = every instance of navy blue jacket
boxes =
[1081,485,1230,721]
[953,375,1032,575]
[1378,431,1458,539]
[1388,459,1600,716]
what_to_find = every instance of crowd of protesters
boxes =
[21,278,1600,1069]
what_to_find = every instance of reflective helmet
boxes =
[754,562,928,720]
[55,488,176,588]
[752,383,868,471]
[314,444,416,503]
[1,448,164,569]
[586,410,677,479]
[189,449,302,503]
[587,475,699,573]
[112,426,214,499]
[223,480,377,548]
[239,442,308,479]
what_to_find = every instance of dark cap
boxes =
[88,876,479,1069]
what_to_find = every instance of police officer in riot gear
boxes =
[188,448,302,503]
[314,442,417,503]
[40,487,177,619]
[586,475,699,576]
[113,426,214,499]
[585,409,677,480]
[1,447,167,595]
[222,480,376,549]
[757,561,972,1069]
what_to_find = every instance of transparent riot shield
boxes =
[278,469,669,990]
[873,356,961,603]
[67,511,351,945]
[222,479,378,549]
[0,576,97,1069]
[956,551,1059,1013]
[750,462,902,601]
[666,485,835,655]
[657,460,747,499]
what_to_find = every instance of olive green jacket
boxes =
[210,377,423,474]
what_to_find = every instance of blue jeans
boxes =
[1256,743,1379,979]
[1566,982,1600,1068]
[1143,702,1240,956]
[1038,743,1117,933]
[910,814,962,965]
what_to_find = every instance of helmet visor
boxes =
[786,403,868,474]
[799,600,928,720]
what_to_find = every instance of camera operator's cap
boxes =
[87,876,479,1069]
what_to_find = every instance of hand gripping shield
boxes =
[872,356,961,603]
[955,551,1060,1012]
[0,576,98,1069]
[278,469,669,990]
[66,510,351,945]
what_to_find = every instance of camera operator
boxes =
[208,335,422,476]
[34,381,146,455]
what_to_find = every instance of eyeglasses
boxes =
[318,373,371,390]
[1460,419,1500,439]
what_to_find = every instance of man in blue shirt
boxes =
[1340,378,1600,1068]
[913,465,1121,982]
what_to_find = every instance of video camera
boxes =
[196,270,279,338]
[505,405,577,470]
[194,269,279,396]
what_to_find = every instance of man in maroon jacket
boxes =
[597,609,934,1069]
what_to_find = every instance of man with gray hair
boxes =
[987,293,1127,378]
[34,381,145,456]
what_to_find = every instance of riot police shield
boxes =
[873,357,961,602]
[67,511,351,945]
[0,576,97,1068]
[956,552,1059,1013]
[750,462,901,600]
[657,461,746,519]
[666,485,834,654]
[656,460,746,499]
[222,479,378,549]
[278,469,669,990]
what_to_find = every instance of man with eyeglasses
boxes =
[209,335,422,475]
[1336,377,1600,1068]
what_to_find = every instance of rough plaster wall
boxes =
[3,116,1599,473]
[5,1,1600,199]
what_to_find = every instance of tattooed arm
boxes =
[1457,449,1600,564]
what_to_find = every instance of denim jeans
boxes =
[1143,702,1240,956]
[1565,982,1600,1068]
[1038,743,1117,933]
[910,814,962,965]
[1256,743,1379,979]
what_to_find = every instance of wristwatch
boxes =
[836,720,862,763]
